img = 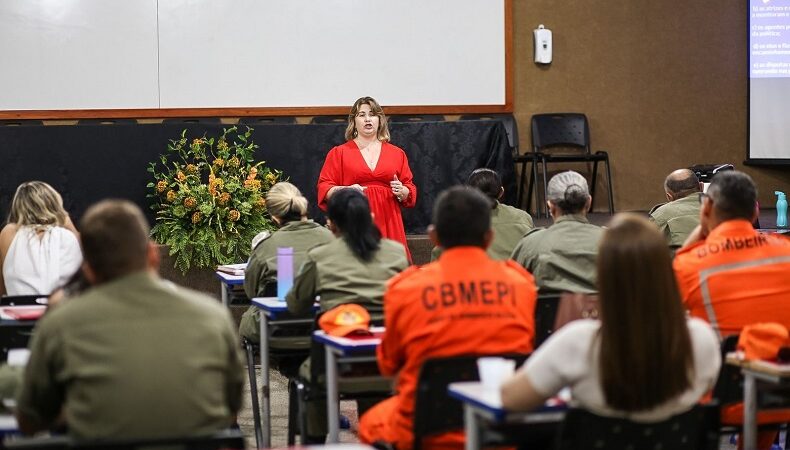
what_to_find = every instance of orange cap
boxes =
[319,304,372,337]
[737,323,790,361]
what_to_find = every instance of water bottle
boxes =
[276,247,294,300]
[776,191,787,228]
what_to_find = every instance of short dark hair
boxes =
[432,186,492,249]
[706,171,758,221]
[467,168,501,207]
[664,169,700,198]
[80,200,150,282]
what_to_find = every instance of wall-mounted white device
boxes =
[534,24,552,64]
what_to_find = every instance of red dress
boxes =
[317,140,417,261]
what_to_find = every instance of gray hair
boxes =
[547,171,590,214]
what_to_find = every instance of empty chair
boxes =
[388,114,444,123]
[460,114,537,211]
[530,113,614,217]
[310,115,347,124]
[238,116,296,125]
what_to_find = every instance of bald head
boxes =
[664,169,701,200]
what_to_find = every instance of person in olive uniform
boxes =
[511,171,603,293]
[289,189,409,443]
[431,168,533,261]
[238,182,333,343]
[16,200,244,440]
[649,169,702,253]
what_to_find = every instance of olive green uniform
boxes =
[287,238,409,316]
[431,201,534,261]
[239,221,333,343]
[510,214,603,293]
[288,238,409,438]
[649,194,701,251]
[17,272,244,440]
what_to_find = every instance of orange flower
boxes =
[228,209,241,222]
[192,138,203,147]
[254,197,266,209]
[265,172,277,184]
[191,211,202,224]
[218,192,231,205]
[244,178,262,191]
[228,157,240,168]
[176,171,186,182]
[213,158,225,168]
[248,167,258,179]
[183,197,197,209]
[185,164,198,174]
[166,190,177,202]
[156,180,168,193]
[217,140,229,151]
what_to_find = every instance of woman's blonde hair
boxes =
[344,96,391,142]
[265,182,309,223]
[8,181,68,227]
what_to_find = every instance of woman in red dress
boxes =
[317,96,417,262]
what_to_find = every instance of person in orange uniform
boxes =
[359,186,536,450]
[673,170,790,450]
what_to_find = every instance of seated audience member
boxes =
[511,171,603,293]
[674,170,790,449]
[649,168,702,253]
[502,214,720,424]
[431,168,533,260]
[288,189,409,442]
[286,188,409,316]
[238,182,333,342]
[16,200,244,440]
[0,181,82,295]
[359,186,537,450]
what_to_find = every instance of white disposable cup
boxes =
[477,357,516,390]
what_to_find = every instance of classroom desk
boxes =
[215,271,245,306]
[313,329,384,444]
[251,297,317,448]
[448,382,565,450]
[726,353,790,450]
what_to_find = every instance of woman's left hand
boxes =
[390,175,409,202]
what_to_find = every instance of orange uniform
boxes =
[359,247,536,450]
[673,219,790,426]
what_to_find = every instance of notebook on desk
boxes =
[216,263,247,276]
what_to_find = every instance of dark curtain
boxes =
[0,120,513,234]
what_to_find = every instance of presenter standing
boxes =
[317,96,417,261]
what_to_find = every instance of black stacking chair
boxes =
[388,115,444,123]
[556,403,720,450]
[4,429,246,449]
[411,354,529,450]
[530,113,614,218]
[460,114,537,212]
[310,116,347,124]
[533,291,563,348]
[238,116,296,125]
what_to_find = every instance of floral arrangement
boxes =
[147,126,283,273]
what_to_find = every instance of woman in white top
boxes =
[502,213,721,422]
[0,181,82,296]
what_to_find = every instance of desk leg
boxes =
[326,346,340,443]
[744,371,757,450]
[221,283,229,306]
[260,314,271,447]
[464,404,481,450]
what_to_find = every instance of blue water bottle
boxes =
[276,247,294,300]
[776,191,787,228]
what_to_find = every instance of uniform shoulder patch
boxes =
[251,230,272,251]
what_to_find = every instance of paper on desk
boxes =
[216,263,247,276]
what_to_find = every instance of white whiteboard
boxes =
[0,0,507,112]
